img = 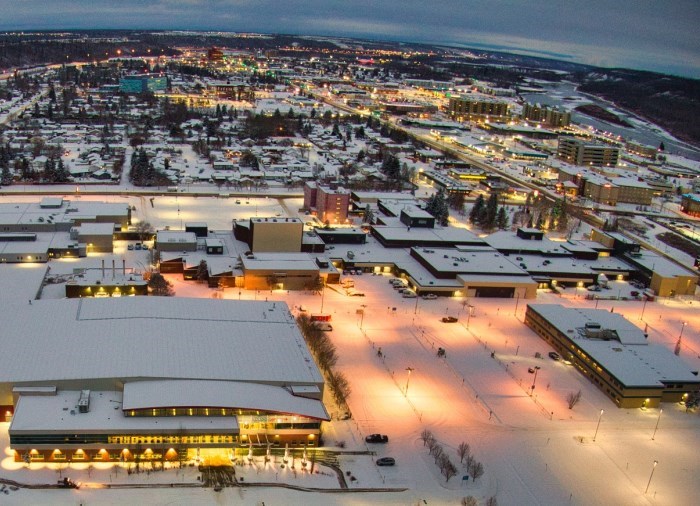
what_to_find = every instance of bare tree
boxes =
[567,389,582,409]
[457,441,471,464]
[470,461,484,482]
[486,496,498,506]
[134,221,154,242]
[439,454,457,482]
[462,497,478,506]
[430,444,444,464]
[420,429,433,447]
[426,436,438,453]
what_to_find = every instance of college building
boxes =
[557,138,620,167]
[2,297,329,463]
[525,304,699,408]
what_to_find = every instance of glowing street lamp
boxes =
[405,367,415,396]
[593,409,604,442]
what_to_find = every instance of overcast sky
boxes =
[1,0,698,78]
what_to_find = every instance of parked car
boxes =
[442,316,458,323]
[376,457,395,466]
[402,291,417,298]
[135,243,142,250]
[630,291,640,297]
[548,352,561,361]
[422,294,438,300]
[127,244,134,251]
[365,434,389,443]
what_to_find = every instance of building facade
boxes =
[525,304,699,408]
[521,103,571,127]
[448,97,510,122]
[557,138,620,167]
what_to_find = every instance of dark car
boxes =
[442,316,458,323]
[376,457,395,466]
[630,290,640,297]
[365,434,389,443]
[548,352,561,361]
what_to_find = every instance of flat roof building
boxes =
[525,304,700,408]
[2,297,328,462]
[557,137,620,167]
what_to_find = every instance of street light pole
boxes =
[414,294,419,314]
[593,409,604,442]
[640,297,648,320]
[405,367,414,396]
[530,366,541,395]
[651,409,663,440]
[645,460,658,494]
[320,279,326,313]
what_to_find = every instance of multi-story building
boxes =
[304,183,350,224]
[447,96,510,122]
[557,167,654,205]
[557,138,620,167]
[119,74,168,94]
[525,304,700,408]
[521,103,571,127]
[680,193,700,217]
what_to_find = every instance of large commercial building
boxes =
[680,193,700,218]
[557,138,620,167]
[521,103,571,127]
[447,96,510,122]
[119,74,168,94]
[525,304,700,408]
[2,297,328,463]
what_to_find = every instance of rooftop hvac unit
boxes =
[78,390,90,413]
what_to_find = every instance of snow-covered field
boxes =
[0,195,699,505]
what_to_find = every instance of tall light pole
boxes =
[530,366,541,396]
[651,409,663,440]
[675,321,686,356]
[405,367,414,396]
[639,296,648,321]
[593,409,604,442]
[320,278,326,313]
[645,460,658,494]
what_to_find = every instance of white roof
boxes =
[0,297,323,387]
[123,380,328,420]
[528,304,699,387]
[11,390,239,434]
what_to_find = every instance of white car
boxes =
[422,294,437,300]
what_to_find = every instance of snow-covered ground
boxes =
[0,194,699,505]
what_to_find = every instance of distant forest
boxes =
[578,69,700,147]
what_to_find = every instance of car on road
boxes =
[548,352,561,361]
[365,434,389,443]
[376,457,395,466]
[442,316,458,323]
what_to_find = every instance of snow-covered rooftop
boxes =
[0,297,323,387]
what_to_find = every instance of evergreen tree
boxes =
[469,194,485,224]
[148,273,174,296]
[483,193,499,229]
[1,164,12,185]
[496,207,509,230]
[425,189,450,226]
[55,158,69,183]
[196,260,209,283]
